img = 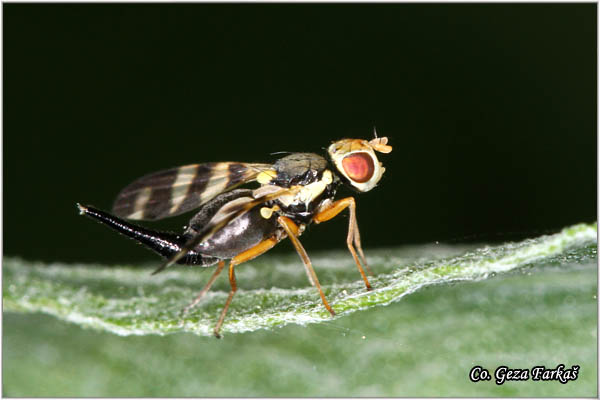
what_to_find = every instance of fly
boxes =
[78,135,392,337]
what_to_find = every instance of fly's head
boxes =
[327,136,392,192]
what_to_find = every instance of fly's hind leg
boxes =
[181,260,226,317]
[212,236,279,338]
[313,197,373,291]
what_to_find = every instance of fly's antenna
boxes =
[373,126,378,138]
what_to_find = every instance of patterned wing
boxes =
[112,162,273,220]
[153,186,298,273]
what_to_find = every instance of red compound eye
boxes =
[342,152,374,183]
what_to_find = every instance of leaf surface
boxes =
[3,223,597,336]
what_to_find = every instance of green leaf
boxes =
[3,222,597,337]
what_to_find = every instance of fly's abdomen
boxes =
[192,207,280,259]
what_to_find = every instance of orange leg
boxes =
[313,197,373,291]
[181,260,226,317]
[213,236,279,338]
[277,216,336,316]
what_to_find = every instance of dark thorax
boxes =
[267,153,341,225]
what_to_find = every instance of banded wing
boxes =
[112,162,273,220]
[153,185,299,274]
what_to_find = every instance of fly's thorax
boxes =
[255,169,338,224]
[271,153,329,187]
[327,137,392,192]
[274,169,334,209]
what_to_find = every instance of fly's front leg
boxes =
[313,197,373,291]
[348,212,372,277]
[212,236,279,338]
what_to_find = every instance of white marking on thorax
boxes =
[277,169,333,208]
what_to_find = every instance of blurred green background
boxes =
[3,3,597,397]
[3,3,596,264]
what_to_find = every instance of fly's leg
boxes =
[214,262,237,339]
[349,214,372,276]
[313,197,373,291]
[213,236,279,338]
[181,260,226,317]
[277,216,336,316]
